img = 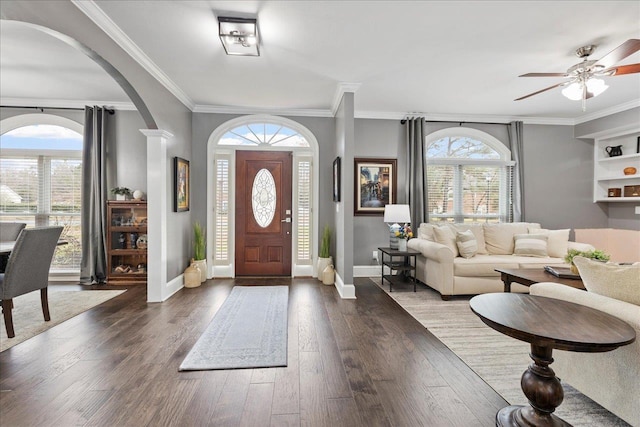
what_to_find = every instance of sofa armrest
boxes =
[407,238,454,263]
[567,241,595,252]
[530,283,640,330]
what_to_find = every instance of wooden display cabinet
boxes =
[106,200,147,283]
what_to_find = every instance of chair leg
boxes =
[2,298,15,338]
[41,288,51,322]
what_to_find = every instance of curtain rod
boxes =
[0,105,115,114]
[400,119,508,126]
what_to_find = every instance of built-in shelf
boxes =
[593,130,640,203]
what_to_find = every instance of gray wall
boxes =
[522,124,608,231]
[353,118,405,265]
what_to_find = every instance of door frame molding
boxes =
[206,115,319,278]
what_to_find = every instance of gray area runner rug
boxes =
[180,285,288,371]
[372,278,629,427]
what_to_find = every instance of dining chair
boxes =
[0,222,26,273]
[0,222,26,242]
[0,226,63,338]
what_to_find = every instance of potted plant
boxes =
[564,248,610,274]
[192,221,207,283]
[111,187,132,201]
[317,225,332,282]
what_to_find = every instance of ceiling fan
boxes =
[515,39,640,111]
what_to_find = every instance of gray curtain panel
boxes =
[80,106,108,284]
[405,117,428,226]
[508,121,525,222]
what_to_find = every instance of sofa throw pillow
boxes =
[529,228,570,258]
[574,256,640,306]
[456,230,478,259]
[450,224,487,254]
[484,223,531,254]
[433,226,459,257]
[418,224,436,241]
[513,233,548,257]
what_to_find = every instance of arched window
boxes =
[426,127,514,223]
[1,116,83,271]
[208,115,318,278]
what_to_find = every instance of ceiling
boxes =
[1,1,639,122]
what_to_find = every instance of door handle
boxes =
[281,218,291,223]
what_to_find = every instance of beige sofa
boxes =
[530,282,639,425]
[407,222,594,300]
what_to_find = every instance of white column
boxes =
[140,129,173,303]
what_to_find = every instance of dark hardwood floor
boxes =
[0,278,506,426]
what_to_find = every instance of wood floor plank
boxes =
[178,370,229,425]
[327,397,363,427]
[210,369,253,426]
[298,351,330,426]
[270,413,301,426]
[239,382,275,427]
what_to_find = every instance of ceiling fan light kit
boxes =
[515,39,640,110]
[218,17,260,56]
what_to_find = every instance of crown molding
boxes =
[193,104,334,117]
[71,0,195,111]
[0,97,136,111]
[331,82,362,116]
[573,99,640,125]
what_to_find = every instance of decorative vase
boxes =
[317,256,332,281]
[398,239,408,251]
[184,260,201,288]
[570,264,579,275]
[192,259,207,282]
[322,264,335,285]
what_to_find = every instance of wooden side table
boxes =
[378,247,419,292]
[470,293,635,427]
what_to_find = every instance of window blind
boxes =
[215,158,230,261]
[297,160,311,262]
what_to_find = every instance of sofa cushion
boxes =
[453,255,520,277]
[433,226,459,257]
[514,233,548,257]
[529,228,570,258]
[573,256,640,306]
[456,230,478,259]
[418,223,436,241]
[484,223,538,255]
[449,224,487,254]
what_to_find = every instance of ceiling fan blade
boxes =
[514,82,566,101]
[594,39,640,69]
[519,72,568,77]
[602,63,640,76]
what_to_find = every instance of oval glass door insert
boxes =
[252,168,277,228]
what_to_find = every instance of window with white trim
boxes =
[426,128,514,223]
[0,124,83,271]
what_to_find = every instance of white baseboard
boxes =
[335,272,356,299]
[161,274,184,302]
[353,265,389,277]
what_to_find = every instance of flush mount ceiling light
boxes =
[218,17,259,56]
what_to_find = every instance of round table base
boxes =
[497,405,570,427]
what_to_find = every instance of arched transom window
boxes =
[220,123,311,147]
[426,128,514,223]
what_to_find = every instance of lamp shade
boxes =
[383,204,411,224]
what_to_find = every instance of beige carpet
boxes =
[1,289,125,352]
[372,278,629,427]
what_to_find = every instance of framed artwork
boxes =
[354,158,396,215]
[333,157,341,202]
[174,157,190,212]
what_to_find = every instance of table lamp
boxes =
[383,204,411,249]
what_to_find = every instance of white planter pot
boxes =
[317,256,332,281]
[398,239,408,251]
[192,259,207,282]
[116,194,128,201]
